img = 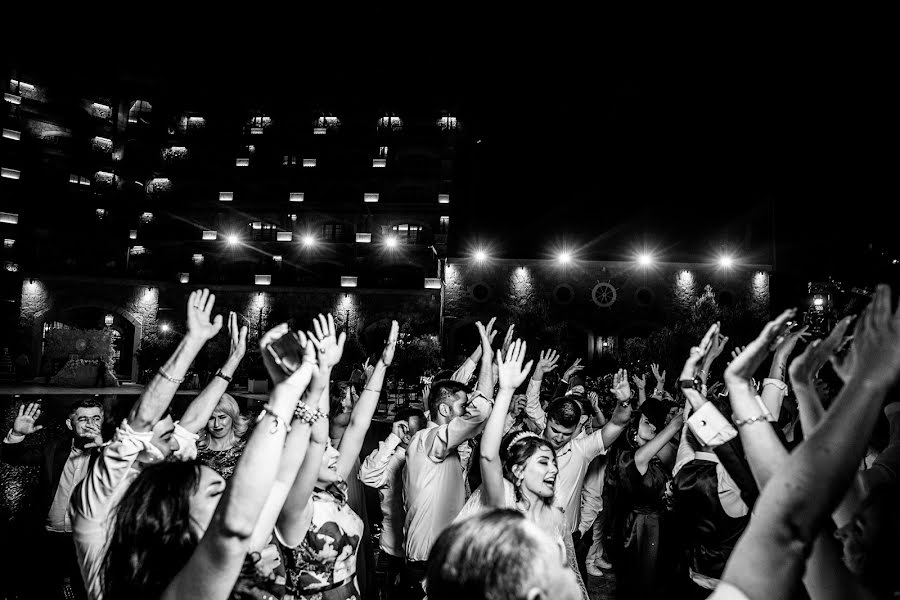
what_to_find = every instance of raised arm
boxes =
[130,290,222,432]
[165,343,313,600]
[2,402,47,465]
[337,319,395,479]
[634,412,684,476]
[558,358,584,396]
[475,318,498,398]
[761,326,809,418]
[482,340,533,507]
[179,312,248,434]
[359,421,406,489]
[699,331,729,388]
[632,372,648,407]
[599,369,633,449]
[649,363,667,400]
[721,286,900,600]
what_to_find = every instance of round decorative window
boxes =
[635,287,655,307]
[553,283,575,305]
[716,289,736,307]
[468,282,492,303]
[592,282,617,308]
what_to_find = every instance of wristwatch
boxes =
[215,369,232,383]
[678,376,702,390]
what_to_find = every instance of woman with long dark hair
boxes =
[98,320,331,600]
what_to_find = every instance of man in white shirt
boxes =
[359,407,427,599]
[2,398,106,600]
[400,379,492,600]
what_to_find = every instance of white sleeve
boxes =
[687,403,738,448]
[359,434,402,489]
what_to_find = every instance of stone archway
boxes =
[34,302,143,382]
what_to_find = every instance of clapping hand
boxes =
[836,285,900,388]
[12,402,43,436]
[774,325,811,362]
[681,323,720,380]
[497,340,534,391]
[789,317,853,385]
[186,289,224,341]
[725,309,796,385]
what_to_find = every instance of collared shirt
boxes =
[403,414,486,561]
[70,420,154,600]
[359,433,406,557]
[46,442,92,533]
[674,421,749,518]
[552,428,607,533]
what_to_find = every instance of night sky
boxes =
[9,32,896,304]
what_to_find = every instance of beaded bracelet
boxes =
[733,413,772,428]
[257,403,292,433]
[294,403,327,424]
[158,368,184,384]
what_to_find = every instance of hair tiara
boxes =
[508,431,543,450]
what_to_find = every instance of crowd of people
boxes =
[2,285,900,600]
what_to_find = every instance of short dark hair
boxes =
[394,407,426,424]
[434,369,456,382]
[428,380,470,421]
[546,397,582,428]
[69,398,104,418]
[329,381,352,419]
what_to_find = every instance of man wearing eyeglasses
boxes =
[2,398,106,599]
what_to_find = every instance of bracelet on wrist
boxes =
[364,387,382,394]
[293,403,327,424]
[215,369,232,383]
[157,368,184,384]
[733,413,773,428]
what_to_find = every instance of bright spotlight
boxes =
[226,234,239,246]
[719,255,734,268]
[160,323,171,333]
[813,297,825,307]
[558,251,571,264]
[385,236,398,248]
[474,250,487,262]
[302,235,316,247]
[638,253,653,266]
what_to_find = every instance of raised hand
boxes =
[610,368,632,403]
[588,390,602,414]
[475,317,498,355]
[534,349,560,377]
[563,358,585,382]
[12,402,43,436]
[707,332,730,363]
[307,313,347,369]
[380,320,399,366]
[839,285,900,388]
[725,309,796,384]
[631,373,647,390]
[681,323,720,379]
[788,317,853,384]
[774,325,811,362]
[186,289,224,341]
[82,426,105,449]
[392,420,410,441]
[497,339,534,391]
[226,311,249,362]
[501,325,516,356]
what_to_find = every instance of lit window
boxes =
[96,208,106,220]
[146,178,171,194]
[255,274,272,286]
[250,127,264,135]
[4,261,18,272]
[314,115,340,132]
[283,155,299,166]
[378,146,389,158]
[69,174,80,184]
[2,128,21,141]
[392,224,423,243]
[128,100,152,124]
[289,192,304,202]
[202,230,217,240]
[273,255,283,263]
[341,276,358,288]
[288,213,298,222]
[276,231,293,241]
[192,253,204,265]
[129,230,137,239]
[3,239,14,249]
[90,102,111,120]
[424,278,441,289]
[91,136,113,152]
[439,216,450,233]
[303,158,317,168]
[356,233,372,243]
[251,221,262,230]
[219,192,233,202]
[322,223,345,241]
[129,246,146,256]
[249,115,272,128]
[178,273,190,283]
[4,93,21,105]
[378,115,402,130]
[1,167,21,180]
[313,127,327,135]
[140,212,154,224]
[0,212,19,225]
[438,115,458,130]
[79,176,91,186]
[95,171,114,186]
[161,146,188,162]
[438,194,450,204]
[236,158,250,167]
[364,193,379,203]
[372,158,386,168]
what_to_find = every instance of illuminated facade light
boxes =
[273,255,283,263]
[91,102,110,112]
[678,270,694,286]
[10,79,34,91]
[276,231,293,241]
[438,194,450,204]
[255,274,272,286]
[219,192,233,202]
[202,230,217,240]
[94,171,114,185]
[558,252,572,264]
[364,193,379,203]
[1,167,21,180]
[226,234,240,246]
[2,128,21,141]
[178,273,190,283]
[341,276,358,288]
[192,254,204,265]
[129,230,137,240]
[91,136,113,152]
[0,212,19,225]
[129,246,146,256]
[813,297,825,307]
[140,212,154,224]
[356,233,372,243]
[303,158,317,168]
[3,239,14,249]
[424,278,442,289]
[372,158,386,168]
[4,93,22,105]
[474,250,487,262]
[104,314,114,326]
[160,323,171,333]
[637,253,653,266]
[719,255,734,268]
[385,236,398,248]
[289,192,305,202]
[302,235,316,247]
[95,208,106,219]
[236,158,250,167]
[5,262,18,272]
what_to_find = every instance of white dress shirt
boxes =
[552,428,607,534]
[359,433,407,558]
[46,443,92,533]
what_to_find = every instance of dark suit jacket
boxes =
[1,435,100,520]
